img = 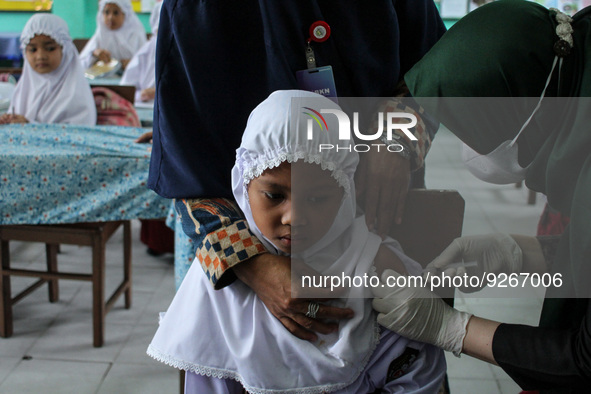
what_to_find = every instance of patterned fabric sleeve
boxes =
[175,198,267,289]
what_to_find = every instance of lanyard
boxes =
[305,21,330,69]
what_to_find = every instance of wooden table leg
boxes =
[92,231,105,348]
[123,221,132,309]
[0,239,13,338]
[45,243,59,302]
[179,370,185,394]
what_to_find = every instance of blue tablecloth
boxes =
[165,207,197,290]
[0,123,170,224]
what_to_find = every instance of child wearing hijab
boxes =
[79,0,147,70]
[147,90,445,393]
[120,1,162,104]
[0,14,96,126]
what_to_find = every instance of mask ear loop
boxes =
[510,8,573,148]
[509,56,559,147]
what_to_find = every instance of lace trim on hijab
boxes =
[240,149,351,195]
[147,345,353,393]
[148,320,383,394]
[147,344,243,381]
[20,24,72,49]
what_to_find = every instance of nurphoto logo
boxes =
[303,107,417,153]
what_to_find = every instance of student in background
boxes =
[79,0,146,70]
[121,1,162,104]
[0,14,96,126]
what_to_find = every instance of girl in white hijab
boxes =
[120,1,162,104]
[79,0,147,70]
[147,90,445,393]
[0,14,96,126]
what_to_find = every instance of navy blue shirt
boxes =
[149,0,445,199]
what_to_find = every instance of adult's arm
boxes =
[491,306,591,390]
[174,198,265,289]
[373,234,591,389]
[373,269,591,389]
[175,198,353,341]
[458,309,591,390]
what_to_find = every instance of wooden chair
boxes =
[515,181,537,205]
[92,84,136,105]
[0,67,22,75]
[0,67,137,107]
[73,38,89,54]
[0,221,132,347]
[0,67,22,83]
[74,35,152,55]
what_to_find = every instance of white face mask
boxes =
[462,140,529,184]
[462,55,562,185]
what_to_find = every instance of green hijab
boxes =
[406,0,591,324]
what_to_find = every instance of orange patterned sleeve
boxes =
[175,198,267,289]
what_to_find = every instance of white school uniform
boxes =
[9,14,96,126]
[79,0,147,69]
[147,90,446,393]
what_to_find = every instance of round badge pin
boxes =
[308,21,331,43]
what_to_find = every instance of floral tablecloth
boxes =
[0,123,171,224]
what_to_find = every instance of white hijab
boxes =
[148,91,415,393]
[9,14,97,126]
[79,0,147,69]
[120,1,162,102]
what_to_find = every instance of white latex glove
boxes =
[423,233,523,293]
[372,269,472,356]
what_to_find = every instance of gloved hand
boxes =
[372,269,472,356]
[423,233,523,293]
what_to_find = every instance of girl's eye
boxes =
[26,47,36,53]
[46,46,57,51]
[264,192,284,201]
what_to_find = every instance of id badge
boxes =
[296,66,338,102]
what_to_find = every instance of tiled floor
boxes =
[0,223,179,394]
[0,127,546,393]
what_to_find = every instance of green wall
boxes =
[0,0,152,38]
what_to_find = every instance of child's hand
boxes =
[135,131,153,144]
[93,48,112,64]
[0,113,28,124]
[140,87,155,102]
[120,59,130,70]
